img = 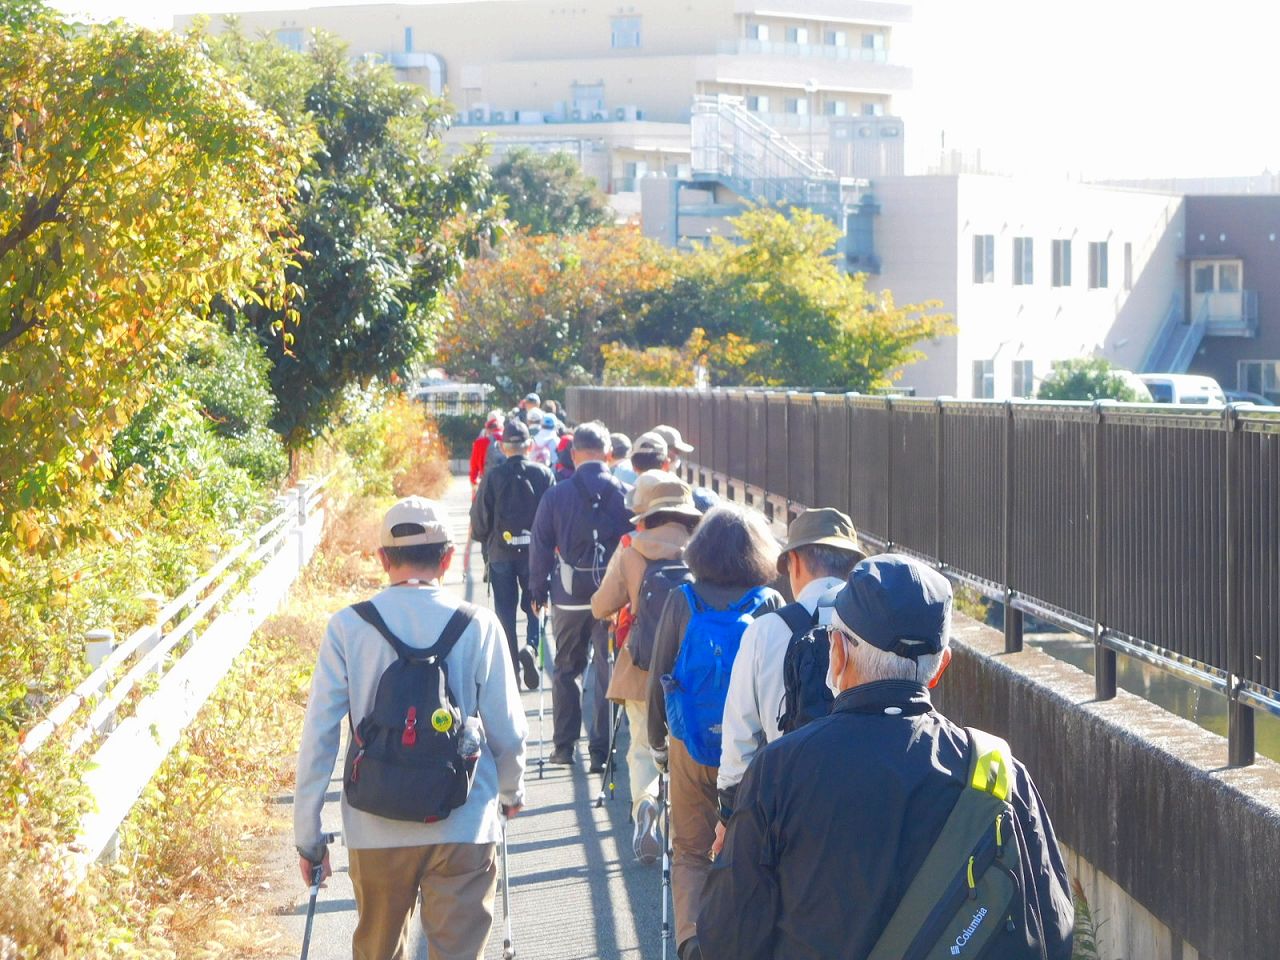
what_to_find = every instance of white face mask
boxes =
[825,630,844,698]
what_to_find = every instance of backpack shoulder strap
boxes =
[734,585,772,614]
[352,600,477,663]
[865,728,1016,960]
[775,601,815,641]
[680,582,705,614]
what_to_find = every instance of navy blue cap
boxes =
[502,420,530,443]
[832,554,951,660]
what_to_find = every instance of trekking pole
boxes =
[593,703,624,808]
[501,816,517,959]
[537,610,548,780]
[299,861,323,960]
[659,771,672,960]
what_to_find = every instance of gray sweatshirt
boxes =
[294,584,527,851]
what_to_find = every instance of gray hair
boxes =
[793,543,861,580]
[838,629,948,685]
[502,439,532,455]
[573,420,610,453]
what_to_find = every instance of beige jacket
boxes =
[591,523,692,703]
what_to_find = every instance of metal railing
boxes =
[716,38,892,63]
[20,478,329,864]
[567,386,1280,766]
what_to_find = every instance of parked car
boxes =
[1114,370,1154,402]
[1223,389,1276,406]
[1137,374,1226,406]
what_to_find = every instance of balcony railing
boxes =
[1204,289,1259,338]
[718,38,892,63]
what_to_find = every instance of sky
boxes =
[47,0,1280,182]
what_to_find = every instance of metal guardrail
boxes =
[20,477,331,864]
[567,386,1280,767]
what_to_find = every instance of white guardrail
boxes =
[20,476,331,865]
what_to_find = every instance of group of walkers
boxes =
[292,399,1076,960]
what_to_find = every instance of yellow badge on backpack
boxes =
[431,708,453,733]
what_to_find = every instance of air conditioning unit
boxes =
[453,113,466,126]
[516,110,544,124]
[570,108,584,121]
[490,110,507,123]
[591,110,609,121]
[469,104,489,123]
[615,105,641,122]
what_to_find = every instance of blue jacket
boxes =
[529,460,632,608]
[699,680,1074,960]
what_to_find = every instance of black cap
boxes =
[832,554,951,660]
[502,420,530,444]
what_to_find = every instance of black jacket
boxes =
[698,680,1074,960]
[470,455,554,564]
[529,460,631,607]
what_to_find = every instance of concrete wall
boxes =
[936,616,1280,960]
[871,174,1184,398]
[1184,195,1280,392]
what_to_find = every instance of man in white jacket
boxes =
[294,497,527,960]
[712,507,863,857]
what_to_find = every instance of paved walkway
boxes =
[275,476,665,959]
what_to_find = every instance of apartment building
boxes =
[175,0,913,198]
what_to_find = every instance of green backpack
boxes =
[867,729,1027,960]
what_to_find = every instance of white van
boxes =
[1137,374,1226,406]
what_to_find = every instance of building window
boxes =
[404,26,413,53]
[747,22,769,41]
[862,32,885,52]
[861,102,884,116]
[275,28,303,52]
[972,359,995,399]
[1011,360,1035,398]
[746,95,770,112]
[1088,241,1109,289]
[611,16,641,49]
[1239,360,1280,402]
[973,234,995,284]
[826,29,847,46]
[1219,261,1241,292]
[1013,237,1033,285]
[824,100,847,116]
[1052,239,1072,287]
[785,26,808,44]
[1124,242,1133,291]
[784,98,808,115]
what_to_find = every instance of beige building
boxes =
[176,0,912,201]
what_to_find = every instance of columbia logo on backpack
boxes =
[343,601,481,823]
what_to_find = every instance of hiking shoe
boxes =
[548,748,574,766]
[588,755,607,774]
[519,646,539,690]
[633,798,661,864]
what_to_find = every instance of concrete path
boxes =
[274,476,666,960]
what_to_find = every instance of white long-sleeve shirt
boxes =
[716,577,846,798]
[294,584,526,851]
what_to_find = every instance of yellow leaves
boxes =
[0,391,19,420]
[11,510,43,550]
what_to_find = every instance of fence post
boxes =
[85,628,116,672]
[885,397,895,552]
[935,398,945,564]
[1092,400,1117,701]
[295,481,312,567]
[1001,401,1022,653]
[1224,405,1255,766]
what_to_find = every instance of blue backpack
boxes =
[662,584,771,766]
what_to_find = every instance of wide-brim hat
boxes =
[630,478,702,524]
[781,507,865,560]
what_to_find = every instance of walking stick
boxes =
[659,771,672,960]
[537,610,548,780]
[593,702,624,807]
[501,816,517,959]
[299,862,323,960]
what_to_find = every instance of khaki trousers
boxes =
[623,699,660,817]
[348,842,497,960]
[668,736,718,948]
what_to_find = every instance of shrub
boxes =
[1037,358,1144,402]
[435,414,486,461]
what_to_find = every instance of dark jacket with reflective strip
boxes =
[697,680,1074,960]
[470,454,554,564]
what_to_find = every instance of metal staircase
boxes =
[1140,292,1208,373]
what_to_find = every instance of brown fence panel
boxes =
[941,402,1005,584]
[848,396,891,542]
[814,394,852,514]
[725,390,749,484]
[765,393,789,497]
[744,393,769,491]
[1009,404,1094,619]
[887,399,939,558]
[787,393,818,508]
[1238,412,1280,693]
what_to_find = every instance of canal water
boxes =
[1030,630,1280,763]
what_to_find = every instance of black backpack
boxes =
[483,436,507,475]
[343,601,479,823]
[627,557,693,670]
[556,473,613,600]
[493,459,546,551]
[775,588,842,735]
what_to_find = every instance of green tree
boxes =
[0,12,302,553]
[491,147,614,235]
[1036,357,1144,401]
[206,25,502,450]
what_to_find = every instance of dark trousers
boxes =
[550,605,611,759]
[489,558,540,675]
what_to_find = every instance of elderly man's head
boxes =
[570,421,610,465]
[377,496,454,577]
[827,554,953,692]
[501,419,532,456]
